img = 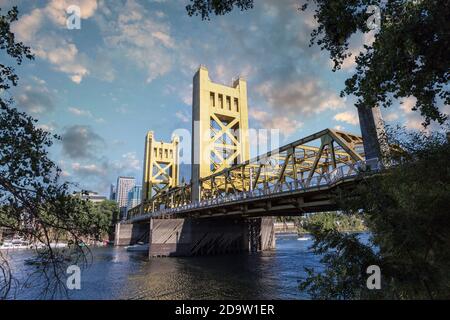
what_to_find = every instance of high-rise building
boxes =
[127,185,142,211]
[109,184,116,201]
[116,176,135,220]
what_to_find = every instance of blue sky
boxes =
[1,0,439,196]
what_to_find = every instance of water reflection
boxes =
[7,234,332,300]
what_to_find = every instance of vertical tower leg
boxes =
[357,105,389,168]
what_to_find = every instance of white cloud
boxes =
[334,111,359,125]
[36,39,89,83]
[152,31,175,48]
[251,108,303,137]
[72,162,107,176]
[12,8,44,43]
[256,79,345,117]
[12,1,97,83]
[117,152,141,171]
[385,113,399,121]
[16,83,55,115]
[398,97,425,130]
[65,152,141,195]
[175,110,190,123]
[399,96,417,114]
[30,76,47,85]
[68,107,105,123]
[97,0,176,83]
[68,107,93,117]
[334,125,345,131]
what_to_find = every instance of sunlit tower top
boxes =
[191,65,250,200]
[141,131,180,207]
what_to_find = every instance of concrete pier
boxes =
[148,217,275,257]
[114,217,275,257]
[114,222,149,246]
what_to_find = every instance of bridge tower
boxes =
[357,105,389,167]
[141,131,180,208]
[191,65,250,201]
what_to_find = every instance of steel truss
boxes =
[127,128,364,219]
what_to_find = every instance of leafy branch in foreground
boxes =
[300,127,450,299]
[300,227,383,300]
[0,6,111,299]
[186,0,253,20]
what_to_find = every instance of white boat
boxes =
[0,238,31,250]
[126,242,149,252]
[49,242,68,248]
[297,236,311,241]
[0,242,15,250]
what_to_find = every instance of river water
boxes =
[4,233,368,300]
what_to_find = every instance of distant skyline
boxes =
[116,176,135,220]
[1,0,445,196]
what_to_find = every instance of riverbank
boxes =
[297,212,367,234]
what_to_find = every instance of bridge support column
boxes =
[148,217,275,257]
[357,105,389,167]
[114,222,149,246]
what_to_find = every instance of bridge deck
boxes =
[127,167,367,224]
[126,128,371,222]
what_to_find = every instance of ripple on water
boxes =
[6,233,347,300]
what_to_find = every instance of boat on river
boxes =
[0,237,31,250]
[0,238,68,250]
[126,242,149,252]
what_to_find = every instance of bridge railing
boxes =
[127,128,369,220]
[137,161,370,219]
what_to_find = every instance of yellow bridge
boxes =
[127,128,369,223]
[116,66,384,257]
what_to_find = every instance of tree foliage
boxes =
[186,0,450,126]
[0,7,33,91]
[186,0,253,20]
[300,228,382,299]
[300,128,450,299]
[0,6,110,299]
[298,212,367,233]
[86,200,120,239]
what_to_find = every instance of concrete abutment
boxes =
[148,216,275,257]
[114,217,275,257]
[114,222,149,246]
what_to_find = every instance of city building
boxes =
[109,184,116,201]
[127,185,142,211]
[73,191,107,203]
[116,176,136,220]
